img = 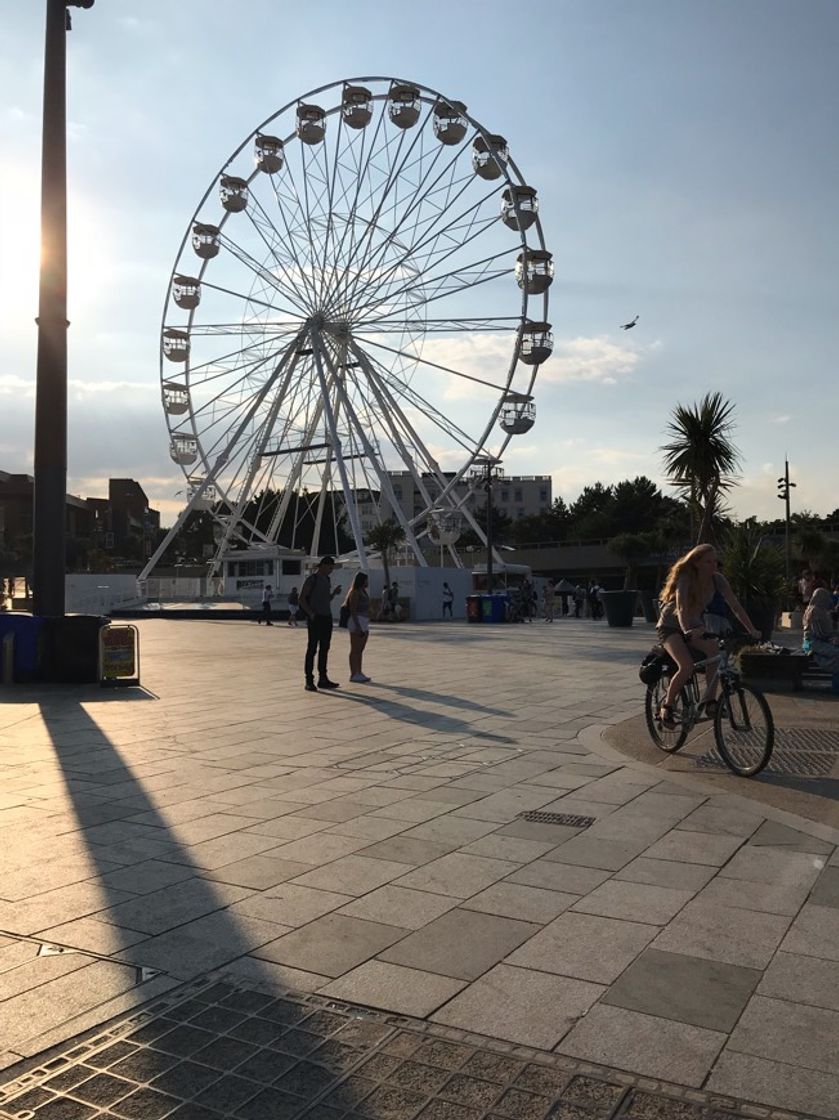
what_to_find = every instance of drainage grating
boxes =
[696,749,836,777]
[775,727,839,753]
[0,977,787,1120]
[518,811,596,827]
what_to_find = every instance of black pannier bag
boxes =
[638,647,673,685]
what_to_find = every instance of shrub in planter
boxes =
[722,522,785,640]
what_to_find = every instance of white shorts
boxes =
[348,615,370,634]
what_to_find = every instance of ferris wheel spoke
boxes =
[354,342,479,454]
[336,142,478,315]
[352,241,515,323]
[318,344,425,562]
[355,315,520,333]
[345,166,495,308]
[245,190,322,312]
[218,222,312,311]
[357,335,512,395]
[345,192,503,318]
[329,101,437,311]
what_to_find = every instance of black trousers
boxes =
[305,615,333,680]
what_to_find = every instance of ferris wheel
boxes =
[142,76,554,580]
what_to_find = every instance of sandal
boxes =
[658,704,676,730]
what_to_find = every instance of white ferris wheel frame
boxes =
[141,75,552,583]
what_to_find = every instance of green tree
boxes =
[607,533,650,589]
[661,392,741,545]
[365,520,406,588]
[568,483,615,540]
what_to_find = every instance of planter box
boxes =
[601,590,637,628]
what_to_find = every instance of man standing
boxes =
[299,556,342,692]
[442,581,454,619]
[259,584,273,625]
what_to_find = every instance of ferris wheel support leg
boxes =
[319,343,426,567]
[137,477,218,588]
[348,343,439,518]
[308,326,368,568]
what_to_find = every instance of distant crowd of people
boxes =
[507,577,606,623]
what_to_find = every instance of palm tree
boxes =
[661,392,741,544]
[364,519,405,590]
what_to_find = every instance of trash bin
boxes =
[466,594,482,623]
[483,593,509,624]
[43,614,108,683]
[0,614,46,682]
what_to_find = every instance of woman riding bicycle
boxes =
[656,544,759,728]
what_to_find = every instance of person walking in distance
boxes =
[573,583,585,619]
[543,578,556,622]
[259,584,273,625]
[299,556,343,691]
[287,586,299,627]
[345,572,372,683]
[442,581,454,620]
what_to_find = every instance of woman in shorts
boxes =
[344,572,372,683]
[656,544,758,727]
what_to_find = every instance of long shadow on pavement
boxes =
[0,689,375,1117]
[317,689,515,743]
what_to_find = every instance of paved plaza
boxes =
[1,617,838,1120]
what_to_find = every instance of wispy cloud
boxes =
[539,336,645,386]
[769,414,791,425]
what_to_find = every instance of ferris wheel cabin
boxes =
[342,85,373,128]
[502,186,539,231]
[191,223,220,259]
[499,395,536,435]
[472,134,508,180]
[162,382,189,415]
[220,175,249,213]
[255,134,284,173]
[516,249,554,295]
[433,100,468,145]
[519,321,553,365]
[297,104,326,144]
[172,274,201,310]
[162,328,190,363]
[388,83,421,129]
[169,435,198,465]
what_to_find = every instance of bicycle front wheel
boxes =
[714,684,774,777]
[645,678,690,753]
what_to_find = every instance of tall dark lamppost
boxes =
[776,457,796,583]
[32,0,94,617]
[470,456,503,590]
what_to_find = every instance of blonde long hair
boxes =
[660,544,716,616]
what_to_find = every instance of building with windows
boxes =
[353,470,552,536]
[0,470,160,565]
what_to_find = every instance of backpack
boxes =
[639,647,673,686]
[338,604,350,628]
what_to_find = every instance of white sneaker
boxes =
[349,673,367,682]
[360,674,372,683]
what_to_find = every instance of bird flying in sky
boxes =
[620,315,639,330]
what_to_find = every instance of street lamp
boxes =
[32,0,94,617]
[469,456,503,590]
[777,458,796,582]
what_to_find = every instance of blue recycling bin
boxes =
[0,614,46,682]
[481,593,509,623]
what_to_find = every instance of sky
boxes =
[1,0,838,528]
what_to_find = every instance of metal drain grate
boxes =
[518,811,595,828]
[775,728,839,753]
[696,749,836,777]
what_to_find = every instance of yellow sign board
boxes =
[99,624,140,686]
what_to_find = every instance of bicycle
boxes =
[644,635,774,777]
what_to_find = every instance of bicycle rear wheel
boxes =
[714,683,774,776]
[645,678,690,753]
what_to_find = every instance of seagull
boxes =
[620,315,639,330]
